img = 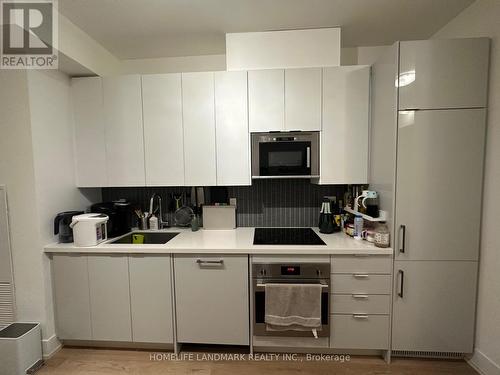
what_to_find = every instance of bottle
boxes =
[149,214,159,230]
[374,222,390,248]
[354,215,364,240]
[191,214,199,232]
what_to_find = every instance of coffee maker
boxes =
[90,201,132,237]
[54,211,84,243]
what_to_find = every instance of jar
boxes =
[374,222,390,248]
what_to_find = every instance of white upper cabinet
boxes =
[285,68,322,131]
[71,77,107,187]
[320,66,370,184]
[103,75,145,186]
[182,72,217,186]
[398,38,490,110]
[248,69,285,132]
[142,74,184,186]
[215,71,251,186]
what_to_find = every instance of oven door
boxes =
[253,280,330,337]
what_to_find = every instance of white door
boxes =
[103,75,145,186]
[182,72,217,186]
[88,255,132,341]
[399,38,489,110]
[248,69,284,132]
[129,255,173,343]
[142,74,184,186]
[392,261,477,353]
[320,66,370,184]
[71,77,107,187]
[285,68,321,131]
[395,109,486,261]
[174,255,249,345]
[52,255,92,340]
[215,71,251,186]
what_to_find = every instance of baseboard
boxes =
[42,334,62,359]
[467,349,500,375]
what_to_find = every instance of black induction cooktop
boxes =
[253,228,326,246]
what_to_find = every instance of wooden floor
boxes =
[38,347,478,375]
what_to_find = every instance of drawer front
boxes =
[330,314,389,349]
[331,255,392,274]
[330,294,390,314]
[331,274,391,294]
[174,254,249,345]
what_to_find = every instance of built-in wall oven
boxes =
[252,262,330,337]
[251,132,320,179]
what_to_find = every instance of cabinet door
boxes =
[392,261,477,353]
[248,69,284,132]
[103,75,145,186]
[52,255,92,340]
[0,187,12,282]
[129,255,173,343]
[399,38,489,110]
[182,72,217,186]
[71,77,107,187]
[215,71,250,186]
[88,255,131,341]
[320,66,370,184]
[395,109,485,261]
[142,74,184,186]
[285,68,321,131]
[174,255,249,345]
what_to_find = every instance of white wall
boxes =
[26,70,101,355]
[341,46,392,66]
[120,54,226,74]
[432,1,500,374]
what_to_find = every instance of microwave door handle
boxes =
[306,147,311,168]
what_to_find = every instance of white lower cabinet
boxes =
[52,255,92,340]
[331,314,389,349]
[174,254,249,345]
[392,260,478,353]
[129,255,173,343]
[88,255,132,341]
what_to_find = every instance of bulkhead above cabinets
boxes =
[71,66,371,188]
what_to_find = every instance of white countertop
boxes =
[44,227,393,255]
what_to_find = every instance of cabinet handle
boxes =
[397,269,404,298]
[196,259,224,265]
[306,147,311,168]
[399,225,406,253]
[353,314,369,319]
[352,294,369,299]
[353,274,369,278]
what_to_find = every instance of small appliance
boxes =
[318,198,339,234]
[251,131,319,179]
[53,211,84,243]
[354,190,379,217]
[69,213,108,247]
[90,201,132,237]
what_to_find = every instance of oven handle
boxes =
[306,147,311,168]
[256,283,329,289]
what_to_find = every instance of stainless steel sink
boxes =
[109,232,179,245]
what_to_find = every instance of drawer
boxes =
[331,255,392,274]
[330,294,390,314]
[331,274,391,294]
[330,314,389,349]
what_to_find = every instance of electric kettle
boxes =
[54,211,84,243]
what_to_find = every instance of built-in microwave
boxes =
[251,131,320,179]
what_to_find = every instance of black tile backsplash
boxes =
[102,180,347,227]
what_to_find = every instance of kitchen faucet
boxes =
[149,193,169,229]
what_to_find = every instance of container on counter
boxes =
[374,222,390,248]
[354,215,364,240]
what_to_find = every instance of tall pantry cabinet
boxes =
[371,38,490,355]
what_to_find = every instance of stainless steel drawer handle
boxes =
[353,274,369,278]
[353,314,369,319]
[256,283,329,289]
[196,259,224,265]
[352,294,369,299]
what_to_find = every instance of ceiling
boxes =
[58,0,475,59]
